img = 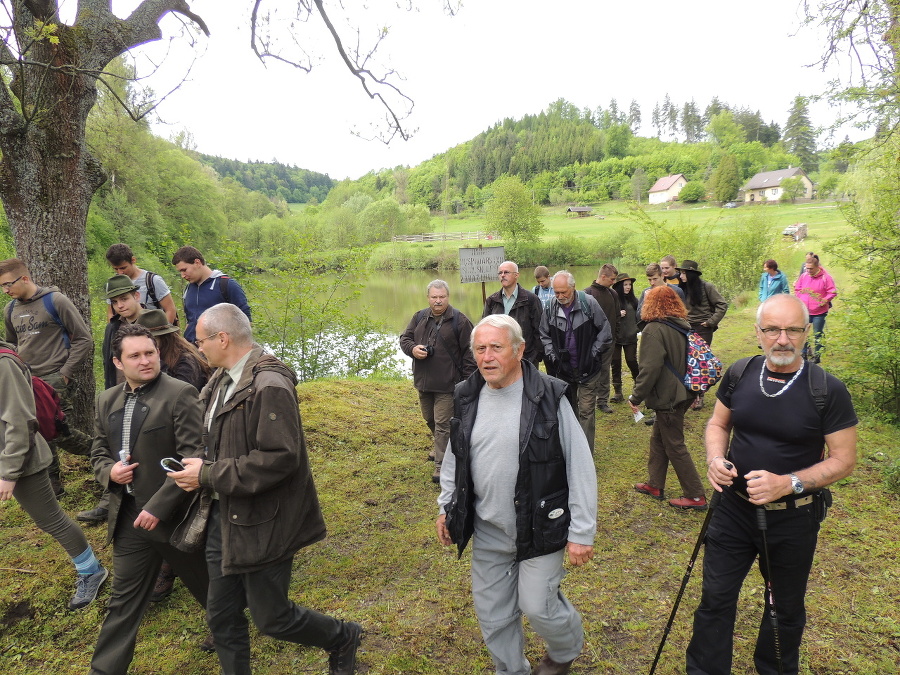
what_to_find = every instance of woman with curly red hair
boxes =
[627,285,707,510]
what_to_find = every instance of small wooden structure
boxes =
[782,222,808,241]
[566,206,593,217]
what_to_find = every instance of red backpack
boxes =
[0,348,67,441]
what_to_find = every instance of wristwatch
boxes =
[789,473,804,494]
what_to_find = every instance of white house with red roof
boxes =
[648,174,687,205]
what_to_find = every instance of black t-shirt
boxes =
[717,357,857,494]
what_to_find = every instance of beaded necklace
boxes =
[759,358,805,398]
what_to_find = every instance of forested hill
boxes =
[196,154,334,204]
[346,95,844,211]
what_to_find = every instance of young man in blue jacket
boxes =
[171,246,251,343]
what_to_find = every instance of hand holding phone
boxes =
[160,457,185,473]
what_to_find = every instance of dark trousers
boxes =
[647,399,704,498]
[690,324,715,347]
[611,342,639,389]
[686,489,820,675]
[205,503,345,675]
[89,500,209,675]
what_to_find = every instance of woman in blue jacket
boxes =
[758,259,789,301]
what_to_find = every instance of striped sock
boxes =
[72,546,102,576]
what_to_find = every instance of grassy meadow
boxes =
[2,199,899,674]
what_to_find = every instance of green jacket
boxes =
[0,340,52,481]
[91,372,206,545]
[630,318,692,412]
[198,347,327,575]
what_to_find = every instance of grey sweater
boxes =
[439,378,597,547]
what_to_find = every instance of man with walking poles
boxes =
[684,294,857,674]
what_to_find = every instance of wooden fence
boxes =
[391,231,492,242]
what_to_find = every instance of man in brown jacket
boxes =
[584,264,621,414]
[400,279,477,482]
[171,303,362,675]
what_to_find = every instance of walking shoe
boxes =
[610,392,624,403]
[76,506,108,524]
[634,483,664,500]
[198,633,215,653]
[150,562,176,602]
[690,395,704,411]
[50,477,65,498]
[597,403,614,414]
[328,621,362,675]
[69,567,109,610]
[669,496,708,511]
[532,653,575,675]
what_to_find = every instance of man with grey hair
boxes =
[438,314,597,675]
[400,280,477,482]
[170,303,362,675]
[482,261,544,365]
[539,271,612,454]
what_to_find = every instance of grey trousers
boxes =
[471,521,584,675]
[417,390,454,465]
[13,468,89,557]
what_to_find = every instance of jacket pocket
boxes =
[532,488,570,553]
[225,497,280,567]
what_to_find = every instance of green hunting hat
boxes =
[676,260,702,275]
[614,272,636,284]
[104,274,139,299]
[136,309,178,336]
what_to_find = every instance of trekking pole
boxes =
[648,480,725,675]
[756,507,785,675]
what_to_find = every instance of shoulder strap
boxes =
[145,271,159,307]
[806,362,828,415]
[41,293,71,350]
[722,355,758,408]
[0,347,29,377]
[576,290,591,317]
[220,276,231,303]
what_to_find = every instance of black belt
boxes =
[735,490,814,510]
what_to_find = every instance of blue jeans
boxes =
[809,313,827,359]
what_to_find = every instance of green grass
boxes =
[2,298,900,674]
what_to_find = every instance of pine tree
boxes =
[783,96,818,171]
[711,154,741,203]
[628,99,642,132]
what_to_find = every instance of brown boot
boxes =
[610,386,624,403]
[532,653,575,675]
[150,561,176,602]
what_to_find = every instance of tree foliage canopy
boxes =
[484,175,543,244]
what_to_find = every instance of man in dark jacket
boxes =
[400,280,477,482]
[437,315,597,675]
[539,270,612,454]
[584,263,621,414]
[172,303,362,675]
[482,260,544,365]
[88,324,209,675]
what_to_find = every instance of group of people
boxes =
[403,257,855,675]
[0,248,361,675]
[1,244,857,675]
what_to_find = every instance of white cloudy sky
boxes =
[106,0,862,179]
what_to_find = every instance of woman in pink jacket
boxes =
[794,254,837,362]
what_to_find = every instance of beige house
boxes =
[648,174,687,205]
[741,167,813,202]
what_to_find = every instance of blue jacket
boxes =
[758,271,790,301]
[182,270,251,342]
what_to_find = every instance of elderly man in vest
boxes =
[437,315,597,675]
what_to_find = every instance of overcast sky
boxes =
[113,0,861,180]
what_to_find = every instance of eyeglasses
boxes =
[194,331,223,347]
[0,276,23,289]
[498,271,516,276]
[757,326,808,338]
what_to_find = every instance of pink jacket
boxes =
[794,269,837,316]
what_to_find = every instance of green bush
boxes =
[678,181,707,203]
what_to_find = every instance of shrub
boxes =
[678,181,707,203]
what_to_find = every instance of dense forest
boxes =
[196,155,334,204]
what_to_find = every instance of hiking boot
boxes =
[597,403,614,414]
[50,476,65,498]
[610,386,624,403]
[669,496,708,511]
[69,567,109,610]
[151,561,176,602]
[329,621,362,675]
[532,653,575,675]
[76,506,108,524]
[199,633,215,653]
[690,394,704,411]
[634,483,664,500]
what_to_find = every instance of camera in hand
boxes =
[423,345,434,358]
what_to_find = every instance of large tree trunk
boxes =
[0,1,208,429]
